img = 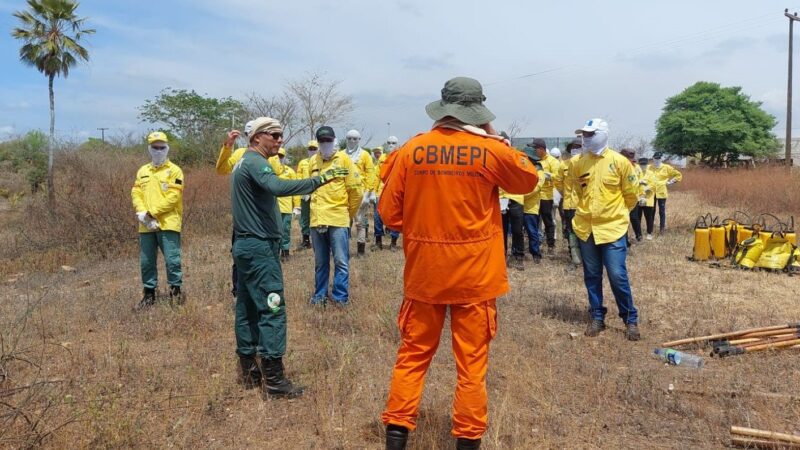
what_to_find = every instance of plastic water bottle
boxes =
[653,348,704,369]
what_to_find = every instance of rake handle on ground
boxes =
[731,426,800,445]
[739,327,800,339]
[744,338,800,353]
[661,324,798,347]
[731,436,800,449]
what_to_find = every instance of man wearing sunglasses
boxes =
[230,117,348,399]
[570,118,641,341]
[132,131,185,309]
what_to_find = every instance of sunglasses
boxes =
[581,131,596,137]
[150,145,167,150]
[318,137,335,143]
[259,131,283,140]
[346,137,360,141]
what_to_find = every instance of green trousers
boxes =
[300,198,311,236]
[281,213,292,251]
[233,237,287,358]
[139,230,182,289]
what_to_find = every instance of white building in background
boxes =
[777,138,800,166]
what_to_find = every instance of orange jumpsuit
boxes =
[378,127,538,439]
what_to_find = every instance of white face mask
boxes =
[639,163,648,171]
[319,141,337,160]
[653,160,663,168]
[386,142,398,152]
[149,144,169,167]
[581,131,608,155]
[346,137,360,151]
[308,149,318,158]
[570,147,583,157]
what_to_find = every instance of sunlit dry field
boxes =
[1,163,799,449]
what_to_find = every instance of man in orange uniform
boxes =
[378,77,539,450]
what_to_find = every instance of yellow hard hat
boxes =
[307,139,319,149]
[147,131,168,144]
[373,146,383,152]
[278,147,286,156]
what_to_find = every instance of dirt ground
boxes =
[1,191,798,449]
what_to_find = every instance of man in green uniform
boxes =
[231,116,348,398]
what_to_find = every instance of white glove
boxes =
[145,218,160,231]
[544,172,552,181]
[136,211,148,225]
[361,192,371,206]
[499,198,509,214]
[638,197,647,207]
[302,195,310,202]
[667,178,676,185]
[369,191,378,204]
[293,207,301,217]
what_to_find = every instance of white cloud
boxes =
[0,126,14,135]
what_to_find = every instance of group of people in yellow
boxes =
[128,77,684,449]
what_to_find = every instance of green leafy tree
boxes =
[11,0,95,199]
[654,81,779,167]
[138,88,246,165]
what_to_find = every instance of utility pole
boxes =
[97,127,109,143]
[785,9,799,167]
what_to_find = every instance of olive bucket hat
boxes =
[425,77,496,126]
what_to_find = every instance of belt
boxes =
[234,232,269,240]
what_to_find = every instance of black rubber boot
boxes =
[261,357,304,399]
[137,288,156,309]
[238,355,261,389]
[375,235,383,250]
[169,285,184,306]
[390,236,399,251]
[456,437,481,450]
[386,424,409,450]
[357,242,366,256]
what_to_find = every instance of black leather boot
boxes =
[238,355,261,389]
[385,424,408,450]
[302,234,311,249]
[390,236,399,251]
[456,437,481,450]
[137,288,156,309]
[261,357,304,399]
[169,285,184,306]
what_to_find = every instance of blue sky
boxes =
[1,0,799,147]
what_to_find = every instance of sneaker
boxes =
[625,323,641,341]
[584,319,606,337]
[646,234,653,241]
[136,288,156,310]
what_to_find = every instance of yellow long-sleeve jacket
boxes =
[296,157,312,179]
[216,145,283,176]
[649,163,682,199]
[131,160,184,233]
[570,148,639,244]
[522,168,545,214]
[637,166,656,207]
[309,151,363,227]
[538,154,560,201]
[277,165,301,214]
[347,148,376,193]
[375,153,388,195]
[555,155,580,210]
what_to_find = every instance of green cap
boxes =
[426,77,495,126]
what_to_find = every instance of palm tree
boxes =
[11,0,94,200]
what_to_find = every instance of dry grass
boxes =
[674,166,800,221]
[1,162,799,449]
